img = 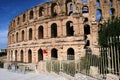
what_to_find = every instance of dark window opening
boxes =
[84,24,90,35]
[110,0,113,6]
[29,10,34,19]
[82,6,89,13]
[23,14,26,22]
[17,17,20,24]
[66,21,74,36]
[22,30,24,41]
[20,50,24,63]
[110,8,115,15]
[39,7,44,17]
[96,9,102,21]
[67,48,74,60]
[51,3,58,17]
[51,48,58,60]
[51,23,57,38]
[96,0,100,8]
[38,49,43,61]
[70,4,73,11]
[29,28,32,40]
[28,49,32,63]
[38,26,43,39]
[15,50,17,62]
[86,40,90,46]
[84,17,88,23]
[16,32,18,42]
[69,11,73,16]
[65,0,72,15]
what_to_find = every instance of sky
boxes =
[0,0,50,49]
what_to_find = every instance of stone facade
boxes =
[7,0,120,63]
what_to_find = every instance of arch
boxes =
[82,6,89,13]
[96,9,102,21]
[20,50,24,62]
[21,30,25,41]
[15,50,17,61]
[51,3,58,17]
[38,49,43,61]
[16,32,18,42]
[29,10,34,19]
[67,48,75,60]
[66,21,74,36]
[84,24,90,35]
[65,0,72,15]
[110,8,115,15]
[84,17,88,23]
[17,17,20,24]
[38,26,44,39]
[11,50,13,61]
[12,34,14,43]
[110,0,113,7]
[39,7,44,17]
[69,11,73,16]
[28,49,32,63]
[51,23,57,38]
[23,14,26,22]
[82,0,87,4]
[96,0,100,8]
[51,48,58,60]
[29,28,32,40]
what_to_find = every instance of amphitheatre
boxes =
[7,0,120,76]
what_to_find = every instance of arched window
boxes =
[70,4,73,11]
[22,30,25,41]
[84,24,90,35]
[29,28,32,40]
[29,10,34,19]
[23,14,26,22]
[82,6,89,13]
[51,48,58,60]
[110,8,115,15]
[66,21,74,36]
[15,50,17,61]
[67,48,74,60]
[20,50,24,63]
[51,23,57,38]
[51,3,58,17]
[69,11,73,16]
[38,26,43,39]
[17,17,20,24]
[12,34,14,43]
[96,0,100,8]
[16,32,18,42]
[38,49,43,61]
[96,9,102,21]
[110,0,113,7]
[28,49,32,63]
[39,7,44,17]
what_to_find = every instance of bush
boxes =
[0,62,4,68]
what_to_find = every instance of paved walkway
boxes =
[0,69,67,80]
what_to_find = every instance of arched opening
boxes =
[51,23,57,38]
[84,24,90,35]
[67,48,74,60]
[51,3,58,17]
[39,7,44,17]
[96,0,100,8]
[16,32,18,42]
[29,28,32,40]
[12,34,14,43]
[96,9,102,21]
[69,11,73,16]
[23,14,26,22]
[15,50,17,62]
[82,0,87,4]
[110,0,113,7]
[17,17,20,24]
[11,51,13,61]
[66,21,74,36]
[110,8,115,15]
[28,49,32,63]
[82,6,89,13]
[29,10,34,19]
[38,26,43,39]
[51,48,58,60]
[84,17,88,23]
[38,49,43,61]
[22,30,24,41]
[70,4,73,11]
[20,50,24,63]
[65,0,72,15]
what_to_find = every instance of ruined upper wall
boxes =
[8,0,120,32]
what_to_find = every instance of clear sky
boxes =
[0,0,50,49]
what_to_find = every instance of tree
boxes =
[98,16,120,47]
